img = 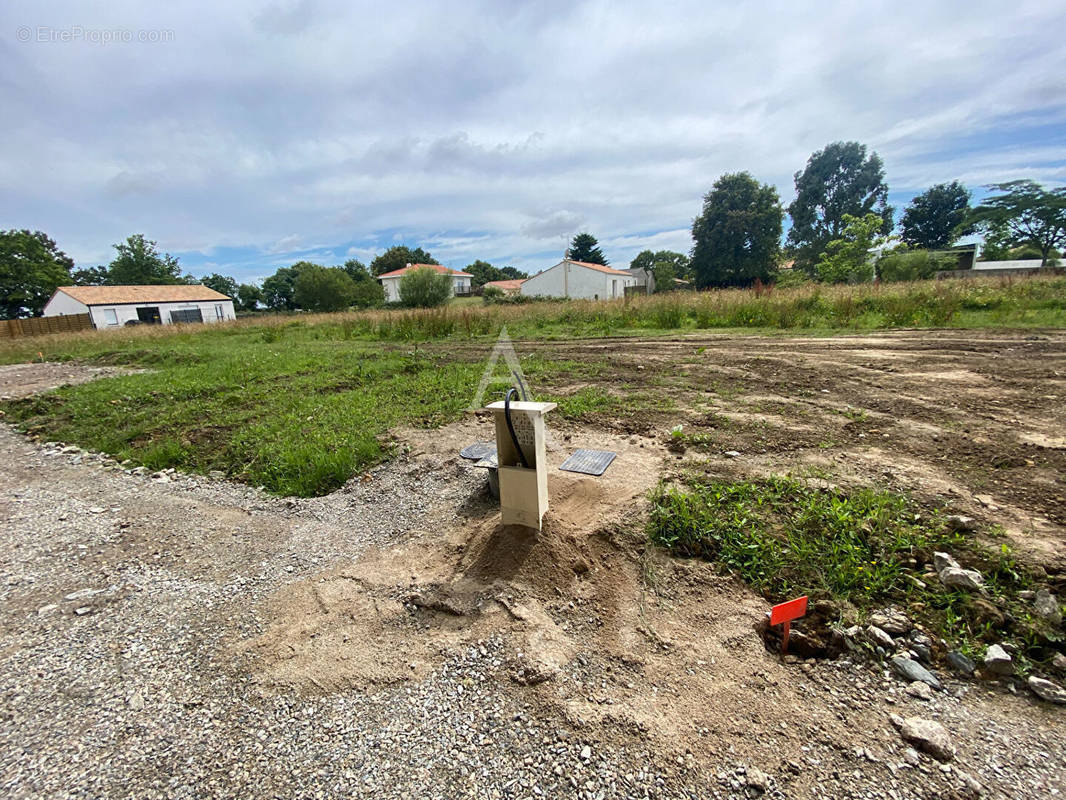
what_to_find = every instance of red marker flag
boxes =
[769,596,808,654]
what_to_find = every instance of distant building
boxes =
[520,259,637,300]
[377,263,473,303]
[42,285,235,329]
[483,279,525,295]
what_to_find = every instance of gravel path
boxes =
[0,363,1063,799]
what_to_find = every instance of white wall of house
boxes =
[81,301,236,329]
[520,261,636,300]
[973,260,1058,270]
[380,274,469,303]
[41,291,88,317]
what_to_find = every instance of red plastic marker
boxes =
[769,596,808,654]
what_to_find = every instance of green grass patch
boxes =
[648,476,955,604]
[647,476,1058,662]
[2,331,492,496]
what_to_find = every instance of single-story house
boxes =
[483,279,525,295]
[377,263,473,303]
[42,285,236,329]
[520,259,637,300]
[620,267,654,294]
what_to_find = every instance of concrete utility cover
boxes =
[559,449,617,476]
[460,442,497,461]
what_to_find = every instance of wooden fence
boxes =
[0,314,93,339]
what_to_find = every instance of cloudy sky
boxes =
[3,1,1065,282]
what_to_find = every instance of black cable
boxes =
[504,387,530,469]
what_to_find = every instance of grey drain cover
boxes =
[460,442,496,461]
[559,449,617,476]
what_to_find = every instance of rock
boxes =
[898,717,956,762]
[973,494,994,507]
[906,681,933,700]
[969,597,1005,626]
[866,625,895,650]
[946,651,976,676]
[128,692,144,711]
[945,514,977,533]
[957,770,983,796]
[1052,653,1066,671]
[1027,676,1066,704]
[1034,589,1061,626]
[983,644,1013,676]
[88,506,106,514]
[74,606,91,616]
[724,450,741,458]
[939,567,984,592]
[933,552,960,572]
[891,656,942,690]
[903,747,920,766]
[869,608,911,635]
[745,767,770,794]
[579,745,591,761]
[909,632,933,664]
[37,603,58,617]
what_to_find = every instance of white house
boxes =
[377,263,473,303]
[520,259,637,300]
[43,285,236,329]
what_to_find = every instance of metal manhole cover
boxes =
[460,442,497,461]
[559,449,617,476]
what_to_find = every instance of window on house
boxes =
[170,308,204,324]
[215,304,225,320]
[103,309,118,326]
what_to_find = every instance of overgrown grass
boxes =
[647,476,1058,662]
[1,276,1062,367]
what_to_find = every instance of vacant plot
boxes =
[0,298,1064,796]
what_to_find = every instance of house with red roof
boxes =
[483,278,525,295]
[377,263,474,303]
[519,259,637,300]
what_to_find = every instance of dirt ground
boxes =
[0,330,1064,799]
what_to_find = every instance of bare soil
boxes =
[1,330,1064,799]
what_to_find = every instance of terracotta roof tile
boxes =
[56,285,231,305]
[565,259,632,276]
[483,279,525,291]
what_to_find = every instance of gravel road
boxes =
[0,364,1063,799]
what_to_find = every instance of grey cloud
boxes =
[521,210,584,240]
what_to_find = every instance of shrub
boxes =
[877,249,955,282]
[399,267,452,308]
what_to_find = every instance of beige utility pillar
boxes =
[485,400,556,530]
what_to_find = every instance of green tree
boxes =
[566,232,608,265]
[498,266,528,280]
[787,142,893,274]
[0,229,74,318]
[464,260,503,288]
[293,265,357,312]
[369,246,439,277]
[978,220,1012,261]
[200,273,238,298]
[969,180,1066,266]
[900,181,972,249]
[350,279,385,308]
[261,261,316,311]
[399,266,452,307]
[107,234,184,284]
[815,213,889,284]
[236,283,263,312]
[691,172,783,288]
[629,250,692,282]
[72,265,110,285]
[343,258,372,282]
